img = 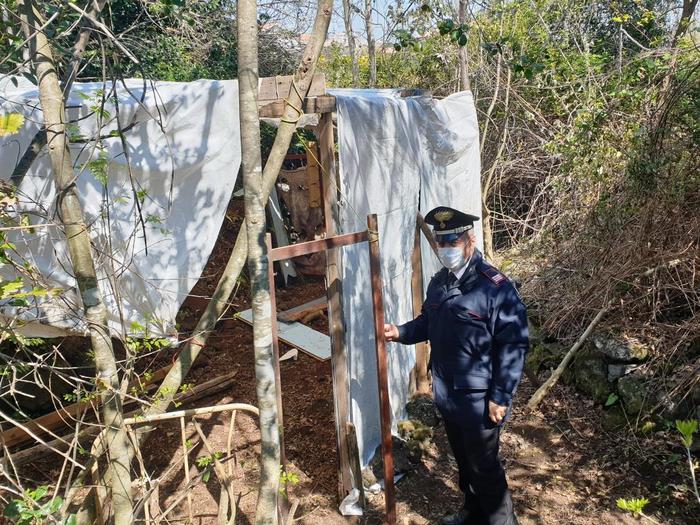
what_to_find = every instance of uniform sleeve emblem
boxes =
[481,267,507,286]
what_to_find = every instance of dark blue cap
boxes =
[424,206,479,242]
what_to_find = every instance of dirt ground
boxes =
[131,198,697,525]
[9,199,699,524]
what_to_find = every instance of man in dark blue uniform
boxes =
[385,206,528,525]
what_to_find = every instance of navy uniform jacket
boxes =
[396,250,528,426]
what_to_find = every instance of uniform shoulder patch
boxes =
[480,266,507,286]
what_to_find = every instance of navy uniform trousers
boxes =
[443,407,515,525]
[396,250,527,525]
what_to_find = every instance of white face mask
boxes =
[438,246,467,271]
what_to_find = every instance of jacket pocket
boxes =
[450,304,488,323]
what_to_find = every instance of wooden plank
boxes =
[306,141,322,207]
[417,211,439,257]
[0,365,172,449]
[6,372,238,465]
[237,310,331,361]
[268,231,368,262]
[366,213,396,525]
[258,73,326,103]
[317,111,354,500]
[258,95,336,118]
[346,422,366,508]
[412,219,430,395]
[306,95,337,114]
[277,297,327,323]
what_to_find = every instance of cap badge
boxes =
[434,210,453,229]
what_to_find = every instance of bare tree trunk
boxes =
[72,0,333,517]
[17,2,133,524]
[238,0,281,520]
[364,0,376,87]
[140,0,333,423]
[672,0,698,47]
[342,0,359,86]
[481,67,511,262]
[457,0,470,91]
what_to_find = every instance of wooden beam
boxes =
[306,141,322,207]
[366,213,396,525]
[317,111,354,500]
[0,365,172,449]
[6,372,238,465]
[417,212,439,257]
[258,73,326,104]
[411,220,430,395]
[346,422,366,508]
[268,231,368,262]
[258,95,336,118]
[277,297,327,323]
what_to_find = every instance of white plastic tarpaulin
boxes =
[0,77,240,338]
[330,89,482,465]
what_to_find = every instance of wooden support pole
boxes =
[266,233,286,471]
[366,214,396,525]
[317,111,354,500]
[411,220,430,395]
[417,212,439,257]
[268,231,368,261]
[346,422,365,508]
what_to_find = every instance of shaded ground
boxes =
[8,198,698,524]
[136,198,696,524]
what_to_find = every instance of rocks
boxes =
[590,332,650,363]
[573,355,611,404]
[406,394,439,428]
[617,373,650,415]
[524,342,567,382]
[607,363,641,382]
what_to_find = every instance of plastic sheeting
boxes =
[331,89,482,465]
[0,77,240,338]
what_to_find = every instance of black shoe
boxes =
[440,508,471,525]
[440,507,486,525]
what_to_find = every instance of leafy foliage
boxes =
[675,419,698,448]
[3,485,76,525]
[616,496,649,517]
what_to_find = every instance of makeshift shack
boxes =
[0,74,482,514]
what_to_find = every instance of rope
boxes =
[280,80,304,125]
[296,134,366,226]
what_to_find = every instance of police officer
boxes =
[384,206,528,525]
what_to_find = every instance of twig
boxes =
[65,2,140,65]
[123,403,258,426]
[0,408,85,470]
[527,306,608,410]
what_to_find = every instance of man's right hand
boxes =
[384,324,399,342]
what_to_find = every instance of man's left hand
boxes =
[488,401,507,424]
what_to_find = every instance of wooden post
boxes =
[366,214,396,525]
[317,112,354,500]
[411,221,430,395]
[266,233,286,470]
[346,422,366,507]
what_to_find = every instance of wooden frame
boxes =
[266,215,396,524]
